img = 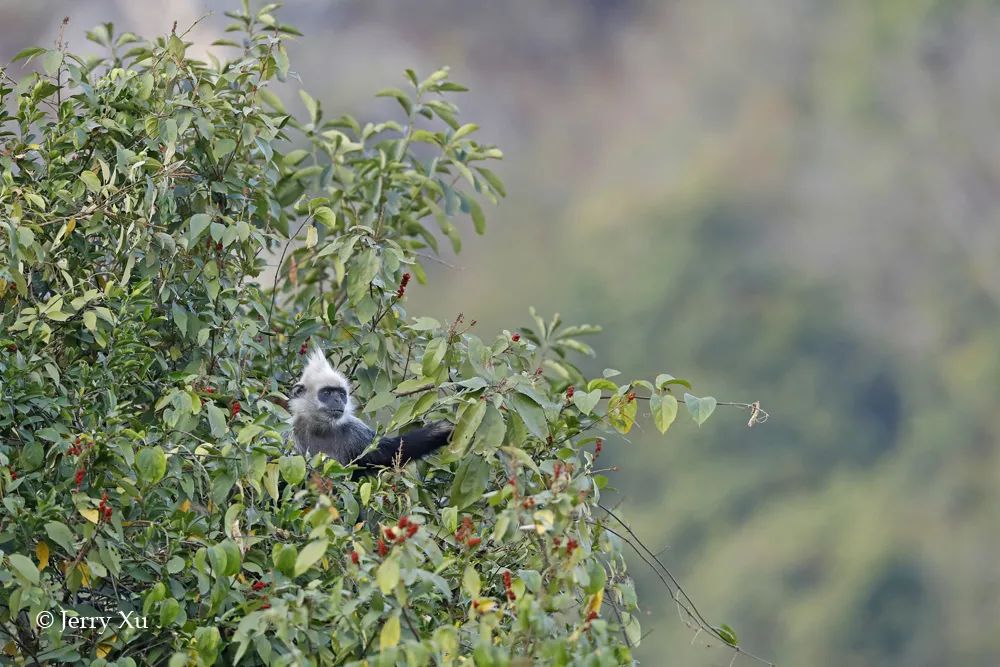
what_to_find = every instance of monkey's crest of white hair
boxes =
[299,347,349,390]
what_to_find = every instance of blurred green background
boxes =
[5,1,999,664]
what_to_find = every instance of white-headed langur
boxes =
[288,349,452,472]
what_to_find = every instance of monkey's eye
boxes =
[318,386,345,400]
[290,384,305,398]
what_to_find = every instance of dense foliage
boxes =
[0,5,750,666]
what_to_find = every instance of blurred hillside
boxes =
[5,1,1000,664]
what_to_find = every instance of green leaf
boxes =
[450,399,487,453]
[7,554,39,585]
[188,213,212,245]
[82,310,98,333]
[206,404,228,438]
[467,196,486,234]
[79,171,101,192]
[160,598,181,626]
[377,555,400,595]
[273,544,297,577]
[408,317,440,331]
[278,455,306,485]
[294,539,328,576]
[44,521,75,554]
[650,393,679,434]
[422,337,447,377]
[42,50,63,76]
[572,389,601,415]
[212,138,237,160]
[450,455,490,509]
[715,623,739,647]
[136,446,167,485]
[11,46,46,63]
[462,564,481,598]
[684,393,717,426]
[510,393,548,439]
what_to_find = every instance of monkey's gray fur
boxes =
[288,349,451,470]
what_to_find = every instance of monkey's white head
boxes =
[289,348,354,426]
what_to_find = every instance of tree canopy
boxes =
[0,5,760,665]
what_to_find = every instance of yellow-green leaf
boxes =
[379,614,401,651]
[650,393,678,434]
[377,556,400,595]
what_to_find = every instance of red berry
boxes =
[566,385,575,399]
[594,438,603,457]
[74,468,85,486]
[8,466,17,480]
[252,580,268,591]
[349,551,360,565]
[397,516,409,528]
[377,539,389,557]
[566,538,578,554]
[466,536,482,548]
[231,401,241,417]
[511,333,520,342]
[384,527,397,541]
[626,391,636,402]
[260,603,271,609]
[103,506,112,521]
[406,523,418,538]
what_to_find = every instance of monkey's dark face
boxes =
[289,349,354,427]
[291,383,348,419]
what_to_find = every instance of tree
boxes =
[0,5,762,665]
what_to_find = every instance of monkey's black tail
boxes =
[357,421,452,470]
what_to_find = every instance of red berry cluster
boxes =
[396,272,411,299]
[98,492,112,522]
[377,538,389,557]
[230,401,241,419]
[383,516,420,547]
[565,385,575,399]
[251,580,268,592]
[502,570,516,601]
[68,435,94,457]
[455,515,481,549]
[552,536,578,555]
[74,468,86,489]
[349,550,360,565]
[299,336,311,356]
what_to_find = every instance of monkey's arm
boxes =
[355,421,452,470]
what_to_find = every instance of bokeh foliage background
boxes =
[3,1,999,665]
